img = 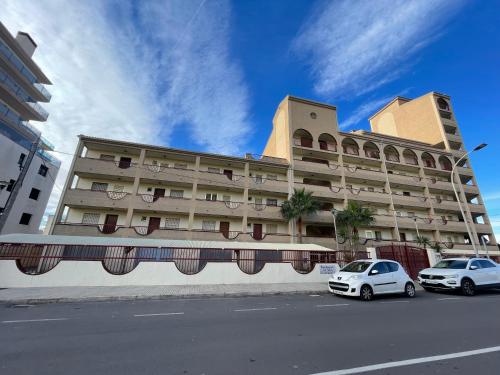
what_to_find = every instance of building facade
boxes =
[50,92,497,256]
[0,22,60,234]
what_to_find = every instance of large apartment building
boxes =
[50,92,496,256]
[0,22,60,235]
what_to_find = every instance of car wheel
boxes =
[404,282,416,298]
[360,285,373,301]
[461,278,476,296]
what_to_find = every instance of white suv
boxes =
[418,258,500,296]
[328,259,416,301]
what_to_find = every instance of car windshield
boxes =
[341,261,372,273]
[433,260,468,269]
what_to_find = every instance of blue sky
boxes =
[2,0,500,236]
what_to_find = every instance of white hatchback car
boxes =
[328,259,416,301]
[418,258,500,296]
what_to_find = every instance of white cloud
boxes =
[1,0,251,229]
[484,193,500,202]
[340,95,397,130]
[293,0,465,99]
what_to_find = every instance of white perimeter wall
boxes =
[0,260,339,288]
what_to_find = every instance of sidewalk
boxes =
[0,283,329,304]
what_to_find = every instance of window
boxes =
[386,262,399,272]
[118,157,132,169]
[310,112,317,119]
[367,187,374,192]
[403,191,410,197]
[375,231,382,241]
[164,218,180,229]
[408,212,415,217]
[478,260,496,269]
[18,153,26,168]
[470,260,481,269]
[222,195,231,202]
[266,224,278,234]
[38,164,48,177]
[29,188,40,200]
[365,230,375,239]
[254,197,263,205]
[205,193,217,201]
[254,174,263,183]
[267,174,277,181]
[91,182,108,191]
[113,185,124,192]
[82,213,100,225]
[400,233,407,242]
[6,179,15,192]
[370,262,390,275]
[99,154,115,161]
[170,190,184,198]
[266,198,278,207]
[19,213,32,225]
[208,167,220,174]
[202,220,216,231]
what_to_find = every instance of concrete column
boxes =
[125,148,146,227]
[187,156,201,236]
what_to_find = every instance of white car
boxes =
[418,257,500,296]
[328,259,416,301]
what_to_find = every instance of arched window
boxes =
[318,133,337,151]
[439,155,452,171]
[422,152,436,168]
[342,138,359,156]
[403,149,418,165]
[363,141,380,159]
[437,97,450,111]
[293,129,313,148]
[384,145,400,162]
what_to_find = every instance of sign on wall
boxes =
[319,264,336,275]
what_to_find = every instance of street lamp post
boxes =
[450,143,487,258]
[331,209,339,252]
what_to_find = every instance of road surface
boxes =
[1,289,500,374]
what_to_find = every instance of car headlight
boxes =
[446,274,459,279]
[348,275,362,281]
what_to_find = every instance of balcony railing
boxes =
[34,83,52,101]
[0,39,38,84]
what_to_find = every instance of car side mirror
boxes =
[370,269,379,275]
[470,265,478,270]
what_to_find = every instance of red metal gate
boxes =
[376,244,430,280]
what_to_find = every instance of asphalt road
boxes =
[1,289,500,375]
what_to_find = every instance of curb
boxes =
[1,289,330,306]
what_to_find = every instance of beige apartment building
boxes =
[50,92,497,256]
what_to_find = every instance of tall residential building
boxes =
[50,92,496,258]
[0,22,60,234]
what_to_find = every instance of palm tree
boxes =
[281,188,319,243]
[335,201,375,254]
[416,236,431,249]
[431,241,443,254]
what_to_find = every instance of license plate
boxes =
[424,279,438,284]
[335,290,345,295]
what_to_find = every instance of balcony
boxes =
[397,216,435,231]
[74,157,136,179]
[296,182,344,200]
[432,198,460,212]
[197,170,246,190]
[446,133,462,144]
[33,83,52,101]
[456,166,473,177]
[63,188,131,210]
[134,194,192,214]
[474,223,494,234]
[426,177,454,191]
[304,210,334,224]
[346,188,390,205]
[246,203,284,221]
[438,220,467,233]
[344,165,386,184]
[388,173,425,188]
[195,199,245,217]
[392,193,430,208]
[249,175,289,194]
[140,164,194,185]
[294,159,342,177]
[468,203,486,214]
[463,184,479,195]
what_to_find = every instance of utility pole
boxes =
[0,137,40,233]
